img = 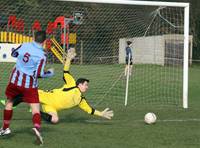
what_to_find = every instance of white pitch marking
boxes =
[85,118,200,123]
[159,119,200,122]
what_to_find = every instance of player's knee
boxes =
[31,109,40,115]
[30,103,40,114]
[5,99,14,110]
[51,116,59,124]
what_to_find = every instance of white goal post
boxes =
[61,0,189,108]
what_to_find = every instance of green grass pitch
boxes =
[0,63,200,148]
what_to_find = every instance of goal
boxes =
[0,0,190,108]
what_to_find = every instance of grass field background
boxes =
[0,63,200,148]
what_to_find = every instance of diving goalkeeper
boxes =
[13,48,114,124]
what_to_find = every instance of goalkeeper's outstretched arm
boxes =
[78,97,114,120]
[63,58,71,72]
[63,48,77,87]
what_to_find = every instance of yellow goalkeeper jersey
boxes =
[39,60,101,116]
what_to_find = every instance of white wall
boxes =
[0,43,19,62]
[119,35,164,65]
[119,34,193,65]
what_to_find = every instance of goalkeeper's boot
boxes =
[0,128,11,136]
[40,111,52,123]
[32,128,43,145]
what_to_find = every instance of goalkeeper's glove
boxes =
[100,108,114,120]
[66,48,77,60]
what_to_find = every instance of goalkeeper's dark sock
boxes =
[13,95,23,107]
[32,113,41,130]
[3,109,13,129]
[40,111,52,123]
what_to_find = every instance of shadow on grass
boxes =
[58,113,113,125]
[0,133,15,140]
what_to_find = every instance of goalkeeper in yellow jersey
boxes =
[12,48,114,124]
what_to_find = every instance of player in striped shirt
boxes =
[0,31,54,145]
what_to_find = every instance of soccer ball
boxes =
[144,112,157,124]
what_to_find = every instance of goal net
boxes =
[0,0,190,109]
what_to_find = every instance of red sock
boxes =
[32,113,41,130]
[3,109,13,129]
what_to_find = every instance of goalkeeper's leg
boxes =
[13,95,23,107]
[41,105,59,124]
[40,111,59,124]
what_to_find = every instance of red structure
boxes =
[15,18,24,32]
[32,20,41,31]
[46,22,55,34]
[7,15,24,32]
[6,13,80,49]
[54,16,69,46]
[7,15,17,29]
[54,16,65,29]
[45,22,56,49]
